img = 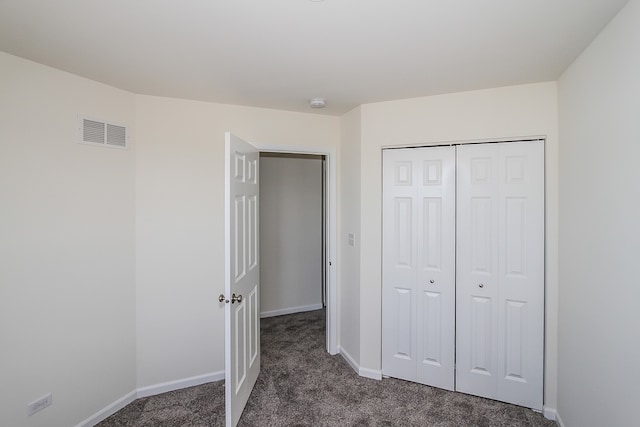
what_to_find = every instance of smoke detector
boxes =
[310,98,326,109]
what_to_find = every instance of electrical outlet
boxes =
[27,393,52,416]
[348,233,356,247]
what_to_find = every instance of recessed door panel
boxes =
[505,155,527,184]
[421,291,442,365]
[394,287,413,360]
[234,302,246,392]
[395,161,412,186]
[395,197,413,268]
[471,157,492,184]
[234,152,245,182]
[248,195,258,271]
[423,197,442,270]
[423,160,442,186]
[470,296,492,375]
[248,285,259,367]
[505,300,526,382]
[505,197,526,277]
[234,196,246,282]
[471,197,492,274]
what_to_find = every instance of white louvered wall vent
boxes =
[79,116,128,149]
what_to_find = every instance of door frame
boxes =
[254,142,338,355]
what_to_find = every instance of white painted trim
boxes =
[338,345,383,380]
[253,142,338,356]
[555,410,565,427]
[260,303,323,318]
[338,345,359,374]
[74,390,137,427]
[136,371,224,398]
[74,371,224,427]
[358,367,383,380]
[542,406,557,421]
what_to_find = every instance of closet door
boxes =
[382,147,456,390]
[456,141,544,409]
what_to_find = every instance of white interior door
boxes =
[382,146,456,390]
[225,132,260,427]
[456,141,544,409]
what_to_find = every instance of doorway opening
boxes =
[255,145,337,355]
[259,152,327,320]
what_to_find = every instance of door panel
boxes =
[395,197,414,267]
[416,147,455,391]
[470,296,493,375]
[225,132,260,427]
[421,290,442,365]
[456,142,543,409]
[456,144,499,399]
[496,142,544,409]
[383,150,418,381]
[394,287,413,360]
[383,147,455,390]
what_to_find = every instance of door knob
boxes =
[429,279,435,284]
[219,294,243,303]
[478,283,484,288]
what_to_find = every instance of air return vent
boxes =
[79,116,128,149]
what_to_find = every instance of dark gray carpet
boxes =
[98,309,555,426]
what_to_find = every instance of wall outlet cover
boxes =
[27,393,52,416]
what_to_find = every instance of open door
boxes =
[224,132,260,427]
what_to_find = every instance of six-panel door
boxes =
[382,146,456,391]
[456,142,544,409]
[225,133,261,427]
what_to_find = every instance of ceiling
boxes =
[0,0,629,115]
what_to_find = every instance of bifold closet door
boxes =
[455,142,544,410]
[382,146,456,391]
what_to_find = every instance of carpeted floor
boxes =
[98,309,556,426]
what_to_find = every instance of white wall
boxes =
[0,52,136,427]
[557,1,640,425]
[357,82,560,410]
[135,95,339,388]
[259,154,323,316]
[338,107,362,364]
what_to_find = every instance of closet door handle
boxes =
[478,283,484,288]
[429,280,435,284]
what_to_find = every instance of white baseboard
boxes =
[77,371,224,427]
[542,406,557,421]
[260,303,323,318]
[359,366,383,380]
[137,371,224,398]
[337,345,359,374]
[555,410,565,427]
[337,345,383,381]
[75,390,137,427]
